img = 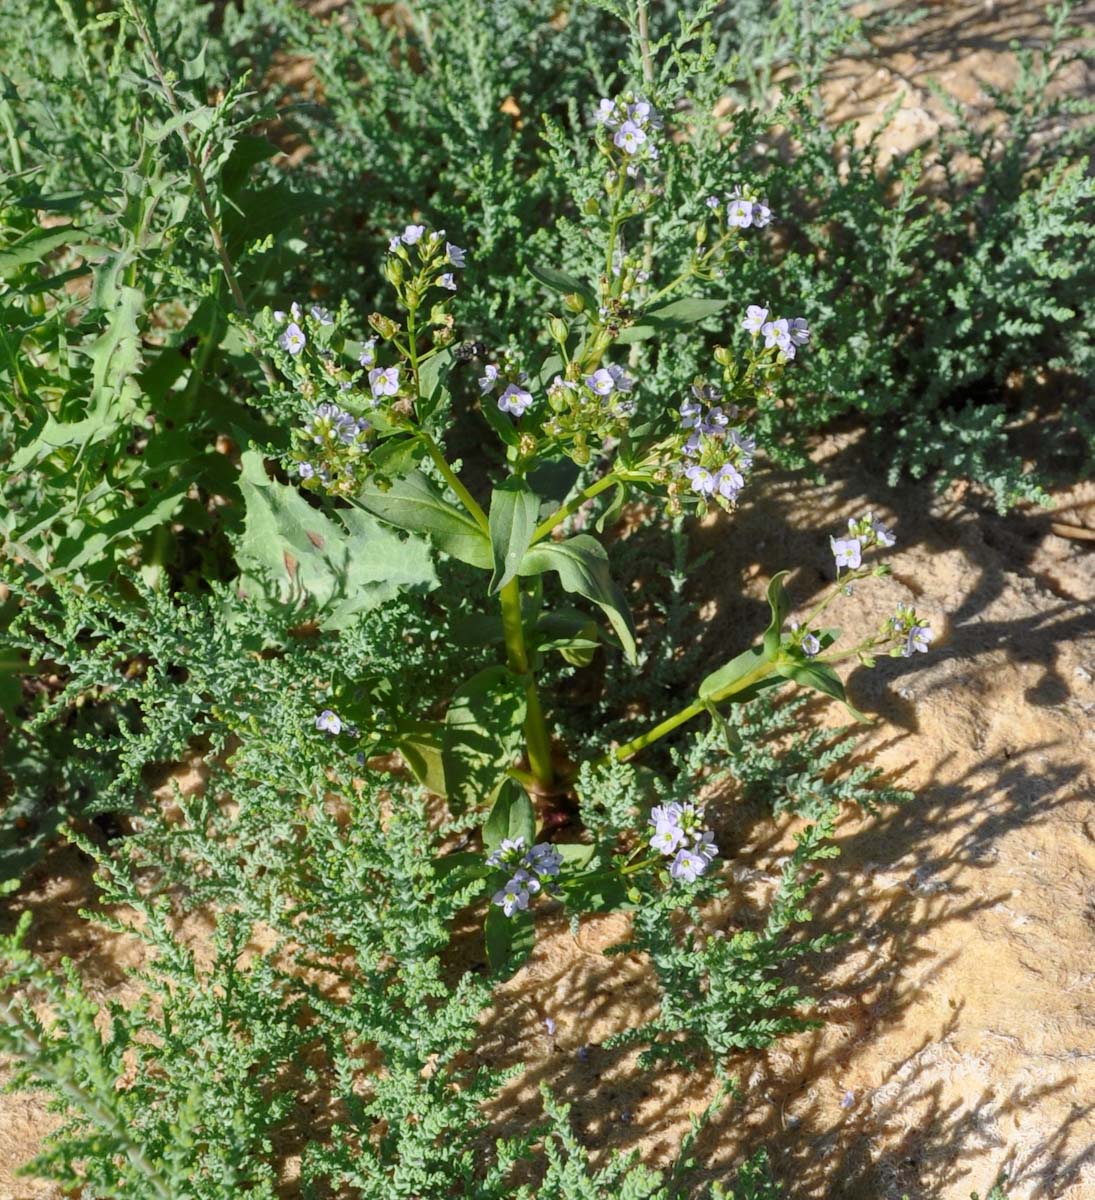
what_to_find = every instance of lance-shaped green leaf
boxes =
[397,667,526,810]
[485,905,535,976]
[356,470,491,569]
[641,296,730,327]
[483,778,536,851]
[526,262,597,314]
[698,644,767,700]
[776,660,872,723]
[488,480,540,594]
[763,570,792,657]
[519,534,638,664]
[235,451,437,628]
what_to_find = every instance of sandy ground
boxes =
[2,3,1094,1199]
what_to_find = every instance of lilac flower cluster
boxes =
[478,357,534,418]
[488,837,564,917]
[648,802,718,884]
[273,300,335,359]
[887,603,935,658]
[707,186,773,230]
[676,382,755,508]
[830,511,896,573]
[294,401,373,494]
[386,224,467,296]
[742,306,810,360]
[594,93,662,174]
[790,622,822,658]
[542,361,636,461]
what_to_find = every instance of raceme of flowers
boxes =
[676,381,755,508]
[648,802,718,884]
[741,305,810,360]
[707,185,773,230]
[488,837,564,916]
[830,511,896,573]
[594,92,662,175]
[887,603,936,659]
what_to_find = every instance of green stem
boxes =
[419,432,489,532]
[603,168,629,297]
[499,578,554,788]
[530,471,625,544]
[600,658,776,766]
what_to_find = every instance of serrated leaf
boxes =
[488,480,540,594]
[235,450,437,628]
[519,534,637,664]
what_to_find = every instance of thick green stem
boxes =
[531,471,624,544]
[420,432,489,532]
[499,578,554,788]
[600,658,776,766]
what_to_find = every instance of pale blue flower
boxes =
[439,273,457,290]
[670,846,708,883]
[903,625,934,657]
[369,366,400,397]
[486,836,527,868]
[705,195,721,209]
[315,709,342,735]
[525,843,563,878]
[279,322,306,356]
[651,823,686,855]
[388,236,402,253]
[702,406,731,435]
[802,632,821,657]
[493,878,532,916]
[727,196,753,228]
[762,318,791,350]
[685,464,717,496]
[299,462,315,480]
[753,199,773,227]
[831,536,862,570]
[498,383,533,416]
[446,242,466,267]
[742,305,768,336]
[693,830,718,864]
[478,364,499,393]
[607,363,635,392]
[679,397,703,429]
[359,339,377,368]
[586,368,615,396]
[310,305,333,325]
[787,317,810,347]
[650,802,683,828]
[868,513,896,548]
[614,120,646,154]
[595,97,618,126]
[401,224,426,245]
[715,463,744,500]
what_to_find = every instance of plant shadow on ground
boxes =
[2,425,1092,1199]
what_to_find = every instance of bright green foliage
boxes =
[0,0,1062,1194]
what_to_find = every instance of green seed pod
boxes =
[548,316,569,344]
[563,292,586,313]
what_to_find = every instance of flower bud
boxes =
[713,345,733,368]
[563,292,586,314]
[583,196,600,217]
[548,316,569,344]
[695,224,707,247]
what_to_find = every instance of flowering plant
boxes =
[247,92,933,970]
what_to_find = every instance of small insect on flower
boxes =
[498,383,534,417]
[279,322,306,356]
[742,305,769,336]
[904,624,934,657]
[369,366,400,398]
[831,536,863,570]
[315,709,342,735]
